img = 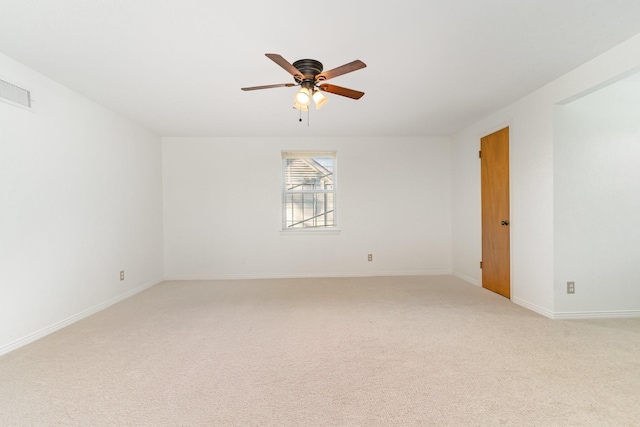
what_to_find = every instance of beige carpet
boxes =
[1,275,639,426]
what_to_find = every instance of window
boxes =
[282,151,336,230]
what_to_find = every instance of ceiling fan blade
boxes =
[318,84,365,100]
[241,83,296,91]
[265,53,303,79]
[317,60,366,81]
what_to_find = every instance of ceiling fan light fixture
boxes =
[312,90,329,109]
[294,87,311,106]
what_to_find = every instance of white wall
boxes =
[451,33,640,317]
[163,136,451,279]
[554,74,640,315]
[0,53,164,355]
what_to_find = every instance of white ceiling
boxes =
[2,0,640,137]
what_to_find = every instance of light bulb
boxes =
[294,88,311,106]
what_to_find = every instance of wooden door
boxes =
[481,127,510,298]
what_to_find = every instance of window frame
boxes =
[281,151,338,232]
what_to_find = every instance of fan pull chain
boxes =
[297,107,310,127]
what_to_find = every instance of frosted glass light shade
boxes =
[312,91,329,109]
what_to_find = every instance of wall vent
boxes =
[0,78,32,109]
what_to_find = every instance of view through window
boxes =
[282,152,336,229]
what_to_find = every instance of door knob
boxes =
[501,220,510,226]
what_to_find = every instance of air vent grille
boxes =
[0,78,32,109]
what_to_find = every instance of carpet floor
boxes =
[1,275,639,426]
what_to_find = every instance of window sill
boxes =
[280,228,341,235]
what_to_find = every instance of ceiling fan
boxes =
[241,53,367,111]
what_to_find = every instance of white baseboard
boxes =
[0,277,163,357]
[163,270,453,281]
[551,310,640,320]
[512,297,555,319]
[512,297,640,319]
[452,271,478,286]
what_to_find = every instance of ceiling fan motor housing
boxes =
[292,59,324,88]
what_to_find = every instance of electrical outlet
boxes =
[368,254,373,262]
[567,281,575,294]
[120,270,125,281]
